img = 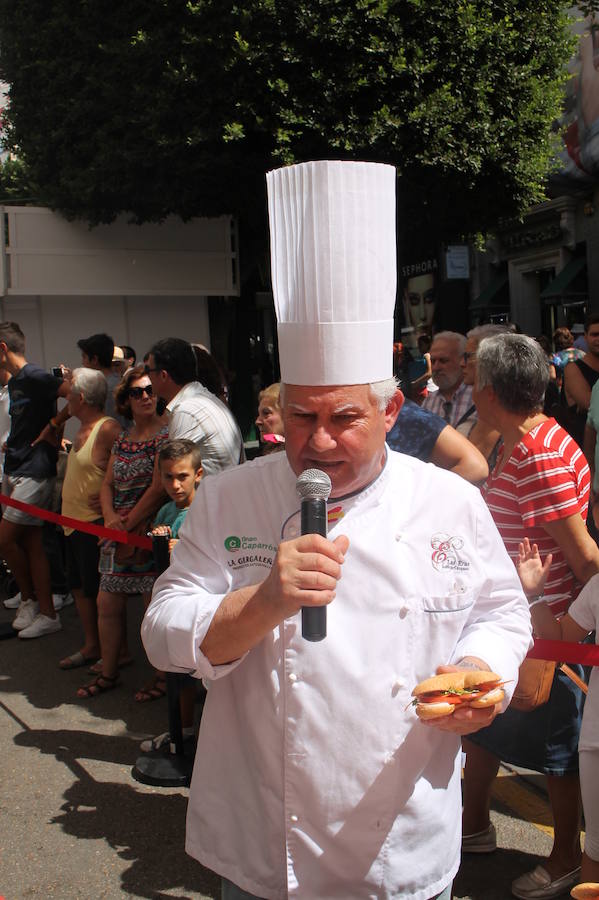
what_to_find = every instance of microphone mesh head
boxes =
[296,468,332,501]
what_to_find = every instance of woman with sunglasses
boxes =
[77,365,168,698]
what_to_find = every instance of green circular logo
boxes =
[225,535,241,551]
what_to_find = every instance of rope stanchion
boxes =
[131,534,195,788]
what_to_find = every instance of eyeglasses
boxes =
[128,385,153,399]
[143,365,160,375]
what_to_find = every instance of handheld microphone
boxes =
[296,468,332,642]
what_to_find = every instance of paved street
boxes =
[0,599,576,899]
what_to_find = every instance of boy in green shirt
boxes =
[135,439,202,705]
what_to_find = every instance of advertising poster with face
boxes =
[400,258,438,350]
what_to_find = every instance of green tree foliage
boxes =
[0,0,575,244]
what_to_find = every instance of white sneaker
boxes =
[18,612,62,639]
[12,598,40,631]
[3,590,21,609]
[53,593,74,611]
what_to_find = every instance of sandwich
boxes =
[410,670,505,720]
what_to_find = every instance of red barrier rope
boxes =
[1,492,599,664]
[0,492,152,549]
[527,639,599,667]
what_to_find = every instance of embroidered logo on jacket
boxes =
[430,533,470,572]
[224,534,277,571]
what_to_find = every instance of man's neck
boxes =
[6,353,27,376]
[174,497,193,510]
[164,380,191,405]
[439,381,462,401]
[583,350,599,372]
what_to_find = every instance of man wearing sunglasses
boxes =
[144,338,244,476]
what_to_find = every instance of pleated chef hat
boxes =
[266,160,396,385]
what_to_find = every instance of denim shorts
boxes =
[468,661,587,776]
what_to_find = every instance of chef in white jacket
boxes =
[142,161,532,900]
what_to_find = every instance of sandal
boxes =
[88,656,133,675]
[77,674,121,699]
[59,651,99,670]
[134,677,167,703]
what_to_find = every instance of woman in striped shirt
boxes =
[461,334,599,900]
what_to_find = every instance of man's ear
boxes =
[384,390,404,433]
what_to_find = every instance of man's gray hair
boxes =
[369,377,399,411]
[280,377,398,412]
[431,331,467,355]
[466,324,509,343]
[476,334,549,414]
[71,367,108,410]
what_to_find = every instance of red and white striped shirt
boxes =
[483,418,589,617]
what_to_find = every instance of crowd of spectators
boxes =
[2,315,599,897]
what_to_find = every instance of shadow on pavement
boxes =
[454,847,547,900]
[22,730,219,899]
[54,772,219,899]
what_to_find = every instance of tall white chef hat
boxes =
[266,160,397,386]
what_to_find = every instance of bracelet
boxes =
[528,596,547,610]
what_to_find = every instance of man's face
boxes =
[586,324,599,358]
[283,384,402,499]
[460,337,478,387]
[404,274,435,329]
[430,338,463,392]
[144,353,166,399]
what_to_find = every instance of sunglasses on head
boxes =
[128,385,153,399]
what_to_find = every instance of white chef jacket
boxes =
[142,449,532,900]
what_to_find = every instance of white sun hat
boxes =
[266,160,397,386]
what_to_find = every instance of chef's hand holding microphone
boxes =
[260,469,349,640]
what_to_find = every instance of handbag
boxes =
[510,658,589,712]
[509,658,556,712]
[114,517,154,568]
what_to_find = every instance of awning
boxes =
[470,272,508,312]
[540,257,586,301]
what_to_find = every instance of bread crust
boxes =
[469,687,505,708]
[415,701,456,720]
[571,884,599,900]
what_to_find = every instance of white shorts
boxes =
[2,474,55,527]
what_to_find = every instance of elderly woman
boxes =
[58,368,121,670]
[77,365,168,699]
[462,334,599,900]
[255,382,285,453]
[459,324,505,466]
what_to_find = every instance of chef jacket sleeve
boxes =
[141,480,251,681]
[449,497,533,706]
